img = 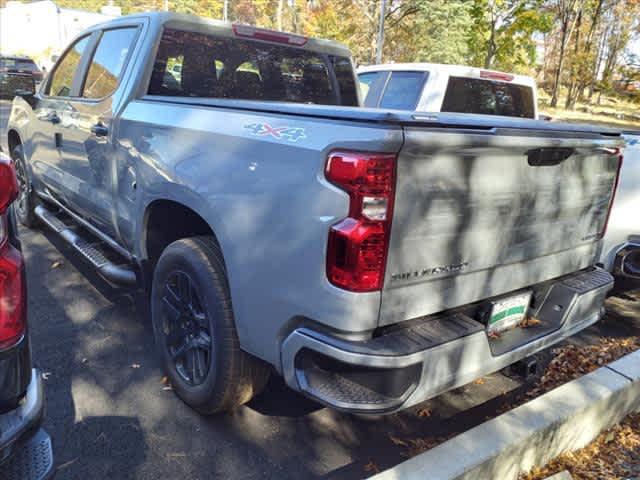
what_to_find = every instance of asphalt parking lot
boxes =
[20,224,639,480]
[2,99,639,479]
[22,225,531,479]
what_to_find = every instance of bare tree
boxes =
[550,0,578,107]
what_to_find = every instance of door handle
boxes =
[90,123,108,137]
[527,147,575,167]
[45,112,60,124]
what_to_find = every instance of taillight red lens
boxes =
[0,234,26,350]
[326,151,396,292]
[0,156,19,215]
[601,151,624,238]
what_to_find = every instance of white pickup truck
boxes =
[358,62,539,119]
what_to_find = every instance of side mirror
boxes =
[14,83,37,108]
[15,88,35,98]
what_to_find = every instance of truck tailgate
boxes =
[380,125,623,325]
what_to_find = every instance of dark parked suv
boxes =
[0,56,43,83]
[0,152,53,479]
[0,56,42,100]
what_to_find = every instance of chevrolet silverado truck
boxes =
[0,153,53,479]
[4,13,625,414]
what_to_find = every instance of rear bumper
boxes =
[281,268,613,414]
[0,369,54,479]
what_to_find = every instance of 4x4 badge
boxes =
[245,123,307,142]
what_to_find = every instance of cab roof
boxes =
[89,11,352,58]
[357,62,536,88]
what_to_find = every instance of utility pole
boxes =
[375,0,387,64]
[223,0,229,21]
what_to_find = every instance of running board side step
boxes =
[34,204,137,286]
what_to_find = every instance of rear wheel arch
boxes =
[142,199,222,267]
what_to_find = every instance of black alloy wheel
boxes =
[160,270,212,386]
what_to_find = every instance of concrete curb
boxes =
[370,349,640,480]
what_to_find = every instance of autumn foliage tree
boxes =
[48,0,640,104]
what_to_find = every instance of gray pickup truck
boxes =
[5,12,625,414]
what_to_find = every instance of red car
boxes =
[0,152,53,479]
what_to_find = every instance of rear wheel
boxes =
[151,236,270,414]
[11,145,39,228]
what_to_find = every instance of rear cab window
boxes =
[148,28,359,106]
[441,76,535,119]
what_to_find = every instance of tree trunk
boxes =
[276,0,283,31]
[484,23,496,69]
[565,9,582,110]
[577,0,604,102]
[588,25,609,101]
[550,20,569,107]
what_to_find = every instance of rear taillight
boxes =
[0,236,26,350]
[325,151,397,292]
[0,157,18,215]
[601,149,624,238]
[0,155,25,349]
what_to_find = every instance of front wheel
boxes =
[11,145,39,228]
[151,236,270,414]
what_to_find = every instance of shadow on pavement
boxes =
[21,223,640,479]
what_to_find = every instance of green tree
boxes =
[469,0,551,71]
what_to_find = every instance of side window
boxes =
[83,27,137,99]
[47,36,90,97]
[379,71,426,110]
[358,71,386,107]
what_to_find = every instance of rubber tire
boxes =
[151,236,270,414]
[11,145,39,228]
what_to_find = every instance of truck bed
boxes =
[134,96,623,330]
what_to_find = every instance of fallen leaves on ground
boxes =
[520,412,640,480]
[389,433,447,457]
[519,317,542,328]
[416,407,432,418]
[363,460,380,474]
[387,336,639,461]
[161,375,173,391]
[526,336,640,399]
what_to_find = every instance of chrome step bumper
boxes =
[281,268,614,414]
